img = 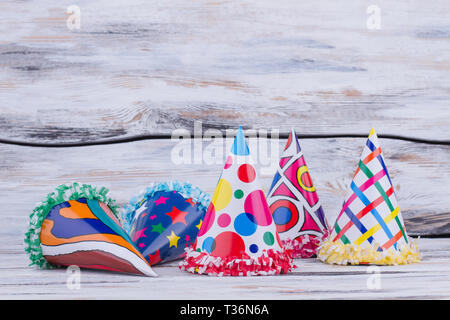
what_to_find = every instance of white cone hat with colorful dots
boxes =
[179,127,295,276]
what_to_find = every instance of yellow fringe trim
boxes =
[317,238,421,265]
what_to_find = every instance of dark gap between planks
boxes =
[0,133,449,148]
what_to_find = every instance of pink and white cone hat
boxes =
[179,127,295,276]
[267,129,329,258]
[318,128,420,265]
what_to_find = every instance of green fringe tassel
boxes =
[24,182,119,269]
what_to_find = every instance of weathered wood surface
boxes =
[0,0,448,234]
[0,0,449,143]
[0,0,449,300]
[1,137,449,298]
[0,138,448,237]
[1,237,449,299]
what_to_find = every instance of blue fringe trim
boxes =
[121,181,211,233]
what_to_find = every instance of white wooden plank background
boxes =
[0,138,449,299]
[0,138,448,236]
[0,0,449,142]
[0,0,449,299]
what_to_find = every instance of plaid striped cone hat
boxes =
[267,129,329,258]
[179,127,295,276]
[318,128,420,265]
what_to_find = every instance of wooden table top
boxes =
[0,0,448,299]
[1,238,449,299]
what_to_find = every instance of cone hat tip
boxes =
[231,126,250,156]
[290,128,301,152]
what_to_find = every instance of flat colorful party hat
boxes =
[121,181,210,265]
[25,183,157,276]
[267,129,329,258]
[179,127,295,276]
[318,129,420,265]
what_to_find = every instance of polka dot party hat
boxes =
[318,128,420,265]
[267,129,330,258]
[179,127,295,276]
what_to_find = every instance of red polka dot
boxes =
[212,231,245,257]
[237,164,256,183]
[197,202,215,237]
[224,156,233,169]
[244,190,272,226]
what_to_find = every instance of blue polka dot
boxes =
[273,206,292,225]
[234,213,257,236]
[249,244,258,253]
[202,237,216,253]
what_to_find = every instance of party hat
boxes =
[121,181,210,265]
[25,183,157,276]
[318,129,420,265]
[179,127,295,276]
[267,129,329,258]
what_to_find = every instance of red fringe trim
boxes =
[284,232,329,259]
[179,246,296,276]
